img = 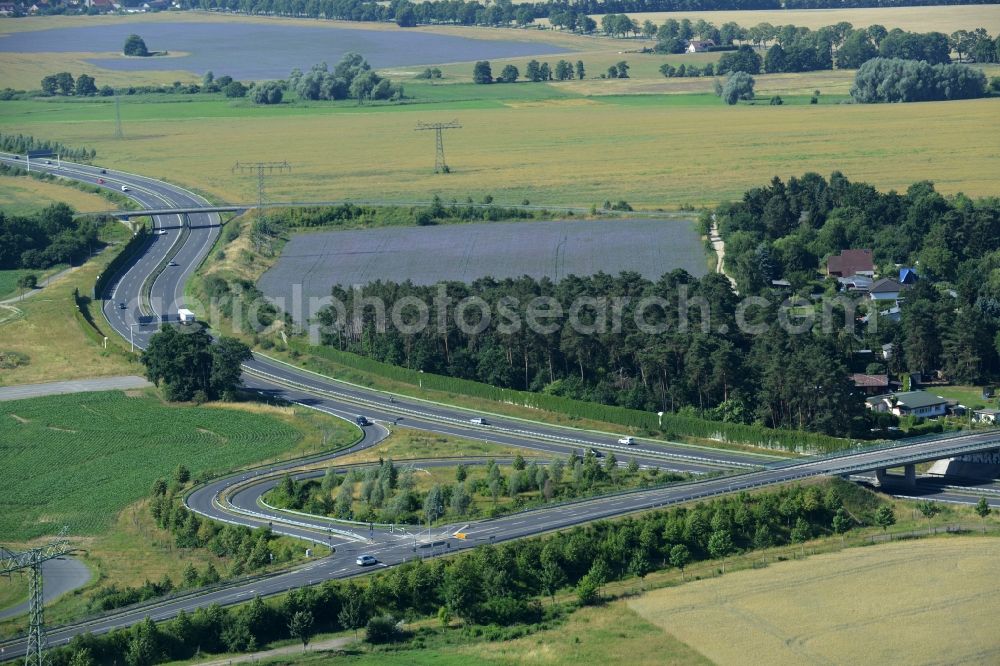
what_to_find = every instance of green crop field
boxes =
[0,390,349,541]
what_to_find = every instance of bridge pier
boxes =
[874,468,886,486]
[873,465,916,488]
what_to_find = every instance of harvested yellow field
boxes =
[0,50,198,90]
[8,96,997,208]
[577,6,1000,35]
[629,538,1000,666]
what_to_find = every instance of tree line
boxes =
[74,0,999,34]
[49,478,878,664]
[0,203,104,270]
[33,70,248,98]
[316,267,875,437]
[474,59,587,84]
[716,173,1000,385]
[0,132,94,161]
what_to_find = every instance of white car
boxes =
[618,436,635,445]
[356,554,377,567]
[469,417,489,425]
[121,185,129,192]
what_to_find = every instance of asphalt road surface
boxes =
[2,154,999,660]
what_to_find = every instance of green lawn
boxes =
[0,390,357,540]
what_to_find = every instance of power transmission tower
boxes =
[415,120,461,173]
[231,161,291,214]
[113,90,124,139]
[1,530,74,666]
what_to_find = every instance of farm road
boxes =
[0,376,152,400]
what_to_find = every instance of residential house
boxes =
[827,249,874,278]
[86,0,115,9]
[865,390,949,418]
[868,277,905,303]
[686,40,716,53]
[972,408,1000,424]
[851,373,889,396]
[0,3,17,15]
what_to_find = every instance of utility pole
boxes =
[415,120,461,173]
[231,161,291,215]
[113,90,124,140]
[1,530,74,666]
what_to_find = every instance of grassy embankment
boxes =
[0,390,359,629]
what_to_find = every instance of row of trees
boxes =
[473,59,586,84]
[0,132,94,161]
[105,0,998,33]
[850,58,987,103]
[51,479,879,665]
[716,173,1000,384]
[0,203,104,270]
[35,70,247,98]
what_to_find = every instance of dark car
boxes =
[118,302,127,310]
[355,415,370,426]
[100,169,107,174]
[588,448,604,459]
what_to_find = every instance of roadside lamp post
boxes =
[419,369,424,389]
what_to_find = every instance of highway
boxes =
[2,154,999,659]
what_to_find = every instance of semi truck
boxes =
[178,308,195,324]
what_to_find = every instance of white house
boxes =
[866,390,949,418]
[686,40,716,53]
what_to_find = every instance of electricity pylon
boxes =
[232,161,291,213]
[415,120,461,173]
[1,530,74,666]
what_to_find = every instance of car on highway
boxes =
[355,415,370,426]
[469,417,489,425]
[167,261,179,267]
[121,185,129,192]
[97,178,104,184]
[155,229,167,235]
[356,554,377,566]
[618,436,635,445]
[588,448,604,458]
[118,302,127,310]
[100,169,107,174]
[45,160,51,165]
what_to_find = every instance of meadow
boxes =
[0,390,348,540]
[629,537,1000,665]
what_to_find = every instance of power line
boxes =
[1,529,74,666]
[415,120,461,173]
[113,90,124,140]
[231,161,291,214]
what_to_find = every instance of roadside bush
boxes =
[365,615,406,644]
